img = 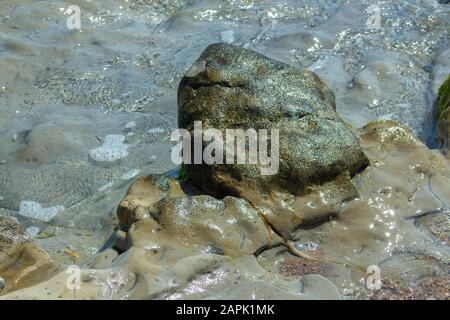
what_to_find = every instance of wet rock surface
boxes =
[0,211,58,294]
[3,117,450,300]
[2,123,449,300]
[1,174,342,299]
[117,175,282,258]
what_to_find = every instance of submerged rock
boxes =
[178,43,368,236]
[1,175,340,300]
[117,175,282,257]
[0,211,57,295]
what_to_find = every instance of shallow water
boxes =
[0,0,449,294]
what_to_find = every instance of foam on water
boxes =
[18,201,65,222]
[221,30,235,43]
[89,135,129,162]
[120,169,141,180]
[147,128,166,134]
[97,181,115,192]
[124,121,136,131]
[26,226,40,238]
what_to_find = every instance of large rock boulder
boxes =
[178,43,369,235]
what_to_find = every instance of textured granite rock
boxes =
[178,43,369,235]
[178,43,368,195]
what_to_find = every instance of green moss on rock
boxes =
[437,74,450,153]
[177,164,187,181]
[438,74,450,124]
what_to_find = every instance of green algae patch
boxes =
[438,74,450,124]
[177,164,187,181]
[437,74,450,153]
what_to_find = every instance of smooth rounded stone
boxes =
[162,256,342,300]
[129,195,281,257]
[11,123,87,167]
[312,51,434,141]
[178,43,368,236]
[117,175,281,257]
[0,211,57,295]
[117,175,187,230]
[437,74,450,156]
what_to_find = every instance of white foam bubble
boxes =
[221,30,235,43]
[120,169,141,180]
[89,135,129,162]
[147,127,165,134]
[124,121,136,131]
[26,226,40,238]
[18,201,64,222]
[97,181,115,192]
